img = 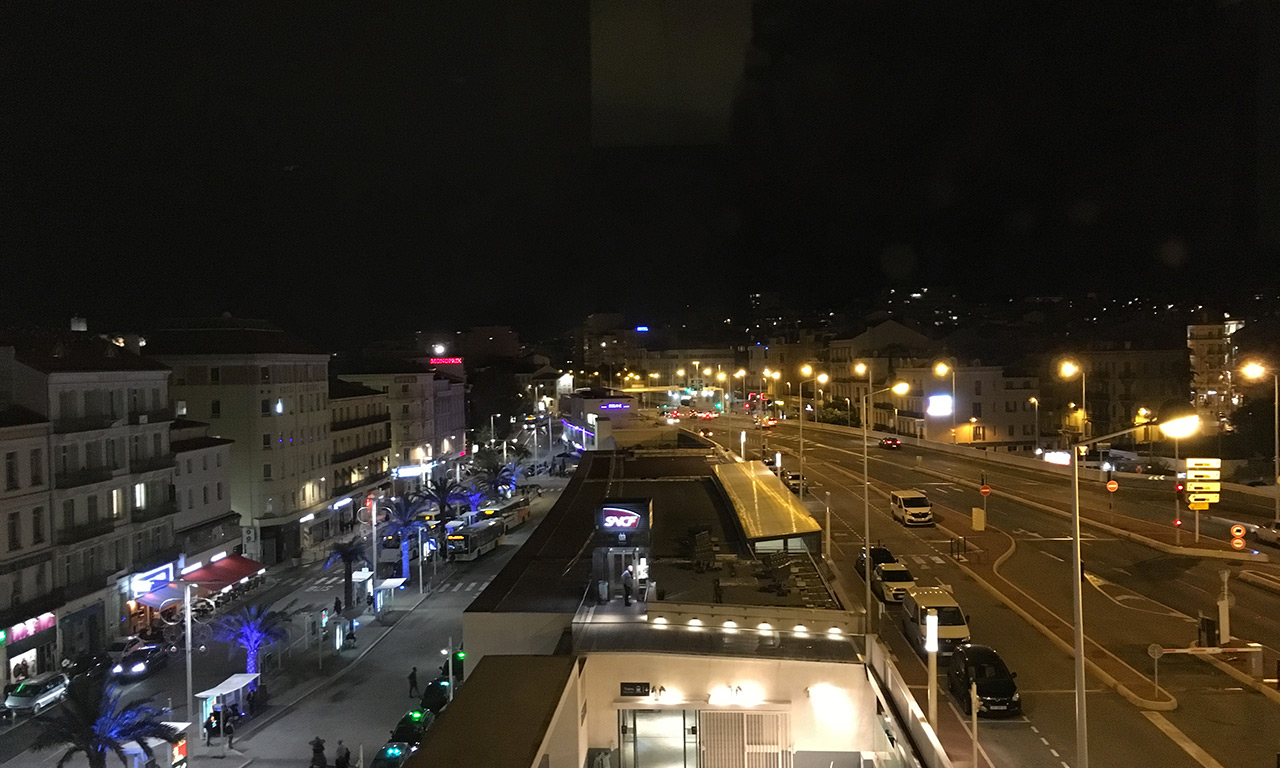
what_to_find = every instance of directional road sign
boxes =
[1187,469,1220,480]
[1186,458,1221,469]
[1187,493,1220,504]
[1186,481,1221,493]
[1188,502,1210,511]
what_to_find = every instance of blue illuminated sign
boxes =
[601,403,630,410]
[635,326,649,332]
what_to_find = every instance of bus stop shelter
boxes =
[374,577,405,613]
[196,673,259,727]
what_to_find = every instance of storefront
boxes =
[59,602,105,658]
[299,509,335,550]
[5,612,58,684]
[590,500,653,605]
[124,563,181,635]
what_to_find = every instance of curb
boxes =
[240,592,430,739]
[1238,569,1280,595]
[1196,651,1280,706]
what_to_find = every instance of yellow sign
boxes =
[1185,481,1221,493]
[1188,502,1210,510]
[1187,493,1220,504]
[1186,458,1221,469]
[1186,469,1220,481]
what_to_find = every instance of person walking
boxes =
[333,596,342,615]
[408,666,419,697]
[334,740,351,768]
[224,715,236,749]
[621,565,634,606]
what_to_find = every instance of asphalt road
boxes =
[713,416,1280,768]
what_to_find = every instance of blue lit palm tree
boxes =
[213,600,303,678]
[379,495,432,579]
[470,449,520,500]
[325,536,371,611]
[421,476,468,524]
[32,677,179,768]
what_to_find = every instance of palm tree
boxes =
[324,537,371,611]
[421,476,468,524]
[213,600,303,677]
[470,448,520,500]
[379,495,432,579]
[32,677,179,768]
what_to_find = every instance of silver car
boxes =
[4,672,69,714]
[872,563,916,603]
[1255,521,1280,546]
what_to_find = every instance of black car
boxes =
[947,644,1021,716]
[855,546,897,579]
[418,676,451,715]
[67,653,112,684]
[389,709,432,749]
[111,645,169,680]
[879,437,902,449]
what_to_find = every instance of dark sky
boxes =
[1,1,1270,346]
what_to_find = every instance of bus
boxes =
[446,519,505,561]
[476,497,531,532]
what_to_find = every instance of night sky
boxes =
[1,1,1271,345]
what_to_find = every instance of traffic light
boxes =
[1174,480,1187,507]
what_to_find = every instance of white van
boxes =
[900,586,970,656]
[890,490,934,526]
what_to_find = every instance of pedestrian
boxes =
[224,715,236,748]
[334,740,351,768]
[408,666,419,697]
[246,688,256,716]
[622,565,634,606]
[334,596,342,615]
[204,714,216,746]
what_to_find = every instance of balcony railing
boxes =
[130,408,175,425]
[55,518,117,546]
[333,470,391,498]
[332,441,391,465]
[131,500,178,524]
[131,455,176,474]
[331,412,391,433]
[132,545,182,575]
[52,414,121,434]
[63,571,114,602]
[53,466,115,489]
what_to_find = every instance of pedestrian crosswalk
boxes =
[276,575,495,594]
[900,554,944,570]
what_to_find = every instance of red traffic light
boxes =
[1174,518,1183,526]
[1174,482,1185,493]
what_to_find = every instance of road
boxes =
[710,415,1280,768]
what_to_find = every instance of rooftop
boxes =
[145,317,328,356]
[327,378,384,400]
[0,329,170,374]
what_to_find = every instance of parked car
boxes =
[901,586,970,656]
[784,472,807,494]
[947,644,1021,716]
[879,437,902,449]
[111,645,170,680]
[390,709,432,750]
[66,653,112,684]
[370,742,412,768]
[418,676,451,715]
[4,672,70,714]
[855,546,897,579]
[1254,521,1280,546]
[872,563,916,603]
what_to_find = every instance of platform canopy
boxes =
[713,461,821,543]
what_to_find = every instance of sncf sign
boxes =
[601,509,641,530]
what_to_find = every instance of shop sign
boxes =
[596,501,651,533]
[171,737,188,768]
[620,682,651,697]
[9,613,55,644]
[129,564,175,597]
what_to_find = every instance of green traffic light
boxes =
[456,651,466,659]
[409,710,423,720]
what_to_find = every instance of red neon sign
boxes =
[430,357,463,365]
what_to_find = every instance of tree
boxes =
[324,537,371,611]
[380,495,432,579]
[32,677,179,768]
[421,476,468,524]
[470,448,520,500]
[213,601,304,678]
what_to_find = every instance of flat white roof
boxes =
[196,674,259,699]
[714,462,821,541]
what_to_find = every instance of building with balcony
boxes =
[893,365,1040,451]
[170,419,238,565]
[326,379,390,541]
[0,328,179,674]
[145,317,331,565]
[1187,314,1246,432]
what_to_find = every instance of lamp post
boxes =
[863,380,910,625]
[1068,403,1200,768]
[844,397,853,428]
[1029,397,1040,453]
[798,365,829,502]
[1242,362,1280,524]
[734,369,747,413]
[925,608,939,727]
[1061,360,1087,439]
[934,361,956,443]
[717,371,728,412]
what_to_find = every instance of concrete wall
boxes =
[580,653,880,755]
[462,610,575,681]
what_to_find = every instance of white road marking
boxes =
[451,583,464,592]
[465,582,478,591]
[1050,750,1059,757]
[1040,550,1065,562]
[1040,737,1050,745]
[930,556,944,564]
[1141,711,1227,768]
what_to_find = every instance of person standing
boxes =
[408,666,419,697]
[334,740,351,768]
[621,565,634,606]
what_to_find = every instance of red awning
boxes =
[181,554,267,590]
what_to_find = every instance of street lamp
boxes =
[1061,360,1087,438]
[864,380,910,626]
[1029,397,1040,453]
[1067,401,1200,768]
[844,397,853,428]
[717,371,728,411]
[1242,362,1280,525]
[934,361,956,444]
[798,365,828,502]
[734,369,746,411]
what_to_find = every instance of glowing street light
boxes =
[798,366,829,502]
[1066,401,1199,768]
[1242,362,1279,525]
[1061,360,1087,438]
[862,380,909,626]
[933,361,956,443]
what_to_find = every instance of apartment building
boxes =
[170,419,237,564]
[0,329,178,673]
[894,365,1040,451]
[327,379,390,538]
[334,358,438,471]
[1187,316,1246,431]
[146,318,331,565]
